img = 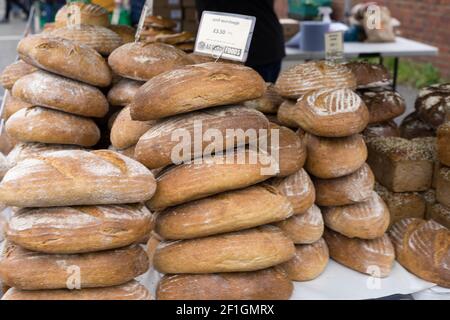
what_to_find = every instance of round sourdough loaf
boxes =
[399,112,435,139]
[274,204,324,244]
[267,124,306,177]
[243,83,283,114]
[5,107,100,146]
[270,168,315,214]
[156,267,293,300]
[17,34,112,87]
[415,83,450,129]
[0,243,148,290]
[2,281,151,300]
[108,42,189,81]
[51,25,123,55]
[324,229,395,277]
[344,61,390,88]
[135,106,269,169]
[12,71,108,117]
[108,25,136,44]
[323,192,390,239]
[2,92,32,120]
[129,62,266,120]
[54,2,110,28]
[294,88,369,137]
[277,99,300,129]
[389,218,449,287]
[153,226,295,273]
[358,88,406,124]
[155,185,293,240]
[147,149,276,210]
[107,78,144,106]
[0,60,37,90]
[314,163,375,206]
[304,133,368,179]
[363,121,400,138]
[110,106,155,150]
[436,166,450,208]
[437,122,450,166]
[275,61,356,99]
[0,149,156,207]
[281,238,329,281]
[6,204,154,254]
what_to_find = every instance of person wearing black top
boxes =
[195,0,286,82]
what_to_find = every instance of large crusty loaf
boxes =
[51,25,122,55]
[108,42,190,81]
[0,243,148,290]
[270,168,315,215]
[363,121,400,138]
[244,83,283,114]
[389,218,449,288]
[156,267,293,300]
[6,204,153,254]
[277,100,300,129]
[344,61,390,88]
[436,166,450,208]
[135,106,269,169]
[293,88,369,137]
[324,229,395,277]
[154,226,295,273]
[0,132,17,155]
[305,133,368,179]
[110,106,155,150]
[323,192,390,240]
[54,2,110,28]
[358,88,406,124]
[17,34,112,87]
[2,281,151,300]
[148,149,276,210]
[0,149,156,207]
[400,111,436,139]
[275,204,324,244]
[129,62,266,120]
[155,185,293,240]
[0,60,37,90]
[2,92,32,120]
[12,70,108,117]
[281,238,329,281]
[415,83,450,129]
[5,107,100,147]
[437,122,450,166]
[275,61,356,99]
[314,163,375,206]
[107,78,144,107]
[108,25,136,44]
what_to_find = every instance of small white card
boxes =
[325,31,344,61]
[194,11,256,62]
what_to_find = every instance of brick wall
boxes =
[332,0,450,79]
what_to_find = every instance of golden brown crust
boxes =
[54,2,110,28]
[144,15,177,29]
[428,203,450,229]
[324,229,395,277]
[276,100,300,129]
[156,267,293,300]
[17,34,111,87]
[0,60,37,90]
[436,166,450,208]
[154,226,295,273]
[155,185,293,240]
[129,62,266,120]
[305,133,368,179]
[437,122,450,167]
[0,243,149,290]
[243,83,283,114]
[107,78,144,107]
[108,25,136,44]
[2,92,32,120]
[389,218,450,288]
[6,204,154,254]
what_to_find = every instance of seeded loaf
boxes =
[135,106,269,169]
[0,60,37,90]
[6,204,154,254]
[324,229,395,277]
[437,122,450,166]
[5,107,100,147]
[108,42,190,81]
[12,71,108,117]
[2,92,32,120]
[423,188,437,217]
[153,226,295,273]
[129,62,266,120]
[17,34,112,87]
[155,185,293,240]
[0,149,156,207]
[0,243,148,290]
[427,203,450,229]
[54,2,110,28]
[281,238,329,281]
[107,78,144,107]
[305,133,368,179]
[436,165,450,208]
[156,267,293,300]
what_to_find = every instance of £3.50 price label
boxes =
[194,11,256,62]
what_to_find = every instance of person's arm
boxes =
[274,0,288,19]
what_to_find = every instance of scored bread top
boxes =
[303,88,363,116]
[55,2,110,28]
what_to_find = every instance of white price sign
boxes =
[325,31,344,62]
[194,11,256,62]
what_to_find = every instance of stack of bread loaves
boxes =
[275,60,396,278]
[128,61,312,299]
